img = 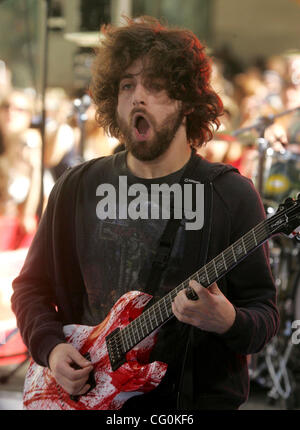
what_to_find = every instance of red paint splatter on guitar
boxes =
[23,291,168,410]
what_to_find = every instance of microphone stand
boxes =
[232,106,300,138]
[232,105,300,197]
[73,94,91,160]
[37,0,51,220]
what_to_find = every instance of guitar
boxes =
[23,196,300,410]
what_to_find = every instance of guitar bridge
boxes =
[106,328,126,371]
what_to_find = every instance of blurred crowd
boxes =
[0,49,300,252]
[199,50,300,176]
[0,63,118,252]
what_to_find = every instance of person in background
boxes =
[0,89,41,250]
[43,89,118,183]
[43,88,80,183]
[82,104,119,160]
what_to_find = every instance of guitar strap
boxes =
[145,148,202,296]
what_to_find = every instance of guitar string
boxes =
[110,207,299,355]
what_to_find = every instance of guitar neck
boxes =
[120,217,270,353]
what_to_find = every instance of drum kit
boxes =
[233,105,300,408]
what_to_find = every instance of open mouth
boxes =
[133,114,151,140]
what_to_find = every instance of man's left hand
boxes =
[172,280,236,334]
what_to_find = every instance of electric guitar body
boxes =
[23,291,167,410]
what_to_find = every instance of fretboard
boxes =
[119,218,270,353]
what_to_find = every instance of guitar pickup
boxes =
[106,328,126,371]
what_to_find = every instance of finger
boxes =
[62,362,93,381]
[207,282,221,295]
[173,286,202,313]
[173,290,193,313]
[188,280,209,299]
[64,378,91,395]
[57,368,92,395]
[172,302,201,327]
[76,384,91,396]
[67,348,92,369]
[54,353,92,381]
[172,296,199,319]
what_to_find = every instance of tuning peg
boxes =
[277,197,293,212]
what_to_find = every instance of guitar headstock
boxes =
[268,194,300,238]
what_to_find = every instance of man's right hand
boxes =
[48,343,94,396]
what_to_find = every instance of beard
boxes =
[116,106,185,162]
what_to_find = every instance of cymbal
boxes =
[64,32,105,47]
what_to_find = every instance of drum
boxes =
[253,148,300,208]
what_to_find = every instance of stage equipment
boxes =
[233,109,300,408]
[232,105,300,198]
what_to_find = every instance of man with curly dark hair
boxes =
[90,16,222,150]
[12,16,278,410]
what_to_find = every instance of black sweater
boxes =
[11,151,279,409]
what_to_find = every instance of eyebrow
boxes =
[119,74,134,82]
[119,70,144,82]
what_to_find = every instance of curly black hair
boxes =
[89,16,223,148]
